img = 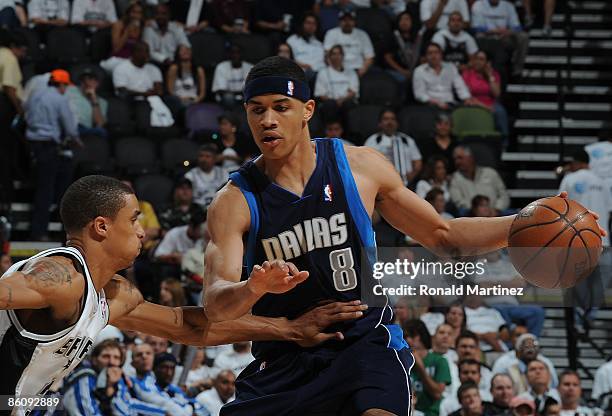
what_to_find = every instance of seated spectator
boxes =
[159,278,187,307]
[448,381,497,416]
[144,335,169,355]
[210,0,250,34]
[169,0,210,34]
[0,253,12,274]
[471,0,528,78]
[543,398,561,416]
[323,9,374,76]
[213,342,255,376]
[384,11,420,89]
[159,178,202,233]
[64,340,165,416]
[25,69,78,241]
[420,0,470,31]
[103,2,144,73]
[154,207,206,265]
[419,113,457,171]
[143,4,190,67]
[469,195,492,217]
[67,68,108,138]
[364,108,422,186]
[492,334,558,394]
[184,144,228,207]
[450,145,510,215]
[185,348,219,393]
[211,44,253,109]
[425,188,454,220]
[276,42,293,60]
[314,0,353,34]
[432,323,459,395]
[489,374,516,415]
[416,155,451,202]
[454,331,493,395]
[27,0,70,34]
[166,45,206,110]
[0,0,26,28]
[404,319,452,416]
[153,353,209,415]
[523,0,556,35]
[463,293,506,352]
[287,13,326,78]
[254,0,292,47]
[432,11,478,69]
[314,44,359,124]
[210,113,257,172]
[413,43,475,110]
[510,396,537,416]
[445,301,467,347]
[324,119,354,145]
[592,359,612,402]
[558,371,594,416]
[71,0,117,31]
[462,50,509,138]
[196,370,236,416]
[113,41,163,100]
[517,360,561,413]
[440,360,494,416]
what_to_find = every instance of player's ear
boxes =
[92,216,109,239]
[303,99,315,123]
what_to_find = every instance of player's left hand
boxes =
[291,300,368,347]
[557,191,607,237]
[247,260,310,296]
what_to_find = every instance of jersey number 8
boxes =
[329,248,357,291]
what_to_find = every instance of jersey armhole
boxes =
[228,174,260,276]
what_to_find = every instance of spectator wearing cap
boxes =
[559,150,611,246]
[492,334,558,394]
[490,374,516,415]
[314,44,359,125]
[509,396,536,416]
[558,371,595,416]
[287,13,326,79]
[450,144,509,215]
[71,0,117,31]
[213,342,255,376]
[419,113,457,172]
[67,68,108,138]
[420,0,470,31]
[208,113,258,173]
[185,144,228,208]
[159,178,202,233]
[25,69,79,241]
[143,3,190,67]
[365,108,422,186]
[27,0,70,35]
[432,11,478,69]
[413,43,475,110]
[211,44,253,109]
[210,0,250,34]
[517,360,561,413]
[196,370,236,416]
[323,9,375,76]
[448,381,497,416]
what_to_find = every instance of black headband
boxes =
[243,76,311,103]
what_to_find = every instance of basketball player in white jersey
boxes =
[0,175,366,415]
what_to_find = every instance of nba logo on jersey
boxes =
[287,80,294,96]
[100,298,107,321]
[324,184,333,202]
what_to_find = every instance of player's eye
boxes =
[251,107,265,115]
[275,105,288,112]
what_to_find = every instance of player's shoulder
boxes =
[104,274,144,311]
[207,181,251,230]
[20,255,85,298]
[344,144,391,169]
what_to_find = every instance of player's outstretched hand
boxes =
[557,191,607,237]
[292,300,368,347]
[247,260,309,296]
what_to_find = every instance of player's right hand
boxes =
[246,260,309,296]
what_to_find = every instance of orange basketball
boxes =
[508,197,602,289]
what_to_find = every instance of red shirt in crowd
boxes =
[461,68,500,108]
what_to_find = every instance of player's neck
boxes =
[263,139,316,195]
[66,238,119,293]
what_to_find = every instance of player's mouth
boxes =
[261,134,283,147]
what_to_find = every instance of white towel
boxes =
[147,96,174,127]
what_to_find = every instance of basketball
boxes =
[508,197,602,289]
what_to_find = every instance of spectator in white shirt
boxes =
[154,208,206,265]
[471,0,529,77]
[364,108,423,185]
[420,0,470,31]
[211,44,253,109]
[558,371,594,416]
[143,3,190,67]
[184,144,228,208]
[440,359,494,416]
[213,342,255,376]
[464,293,506,352]
[113,41,163,99]
[28,0,70,30]
[323,9,374,76]
[416,155,451,203]
[518,360,561,414]
[314,44,359,124]
[592,360,612,402]
[432,11,478,69]
[287,12,326,79]
[196,370,236,416]
[413,43,475,110]
[71,0,117,31]
[490,374,517,414]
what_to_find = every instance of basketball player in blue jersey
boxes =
[202,56,607,416]
[0,175,366,415]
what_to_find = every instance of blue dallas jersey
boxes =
[230,138,391,360]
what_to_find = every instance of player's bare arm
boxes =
[0,256,84,319]
[346,146,515,256]
[203,184,309,322]
[106,275,366,347]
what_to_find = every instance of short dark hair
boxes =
[458,358,481,372]
[245,56,307,85]
[60,176,135,234]
[189,207,207,227]
[378,108,397,122]
[199,143,218,155]
[571,149,590,164]
[426,42,443,53]
[456,330,479,348]
[559,370,580,384]
[402,319,432,349]
[457,381,479,402]
[542,398,559,415]
[425,188,444,204]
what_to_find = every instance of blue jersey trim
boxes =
[229,172,260,275]
[331,139,376,263]
[383,324,410,351]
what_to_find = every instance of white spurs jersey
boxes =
[0,247,109,414]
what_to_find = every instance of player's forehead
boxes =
[246,94,300,106]
[117,193,140,217]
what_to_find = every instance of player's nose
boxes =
[260,108,277,128]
